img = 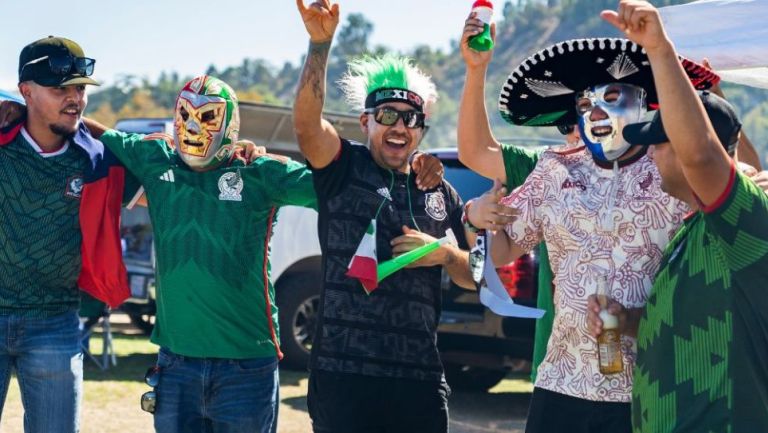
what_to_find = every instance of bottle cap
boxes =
[472,0,493,9]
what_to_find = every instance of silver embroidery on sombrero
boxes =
[524,78,574,98]
[607,53,639,80]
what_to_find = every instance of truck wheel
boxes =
[444,364,508,393]
[276,274,321,370]
[128,313,155,336]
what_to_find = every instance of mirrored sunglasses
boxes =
[365,107,426,129]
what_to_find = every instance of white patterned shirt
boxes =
[500,146,688,402]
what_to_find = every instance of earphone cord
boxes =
[406,171,422,232]
[373,170,396,221]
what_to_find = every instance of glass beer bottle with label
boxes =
[596,277,623,375]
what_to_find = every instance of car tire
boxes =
[444,363,508,393]
[128,313,155,336]
[276,273,321,370]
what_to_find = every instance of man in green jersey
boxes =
[80,75,313,433]
[590,2,768,431]
[0,36,144,433]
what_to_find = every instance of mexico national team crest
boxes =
[218,171,243,201]
[65,176,84,199]
[425,192,447,221]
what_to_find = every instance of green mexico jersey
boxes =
[101,130,316,358]
[0,129,89,317]
[634,170,768,433]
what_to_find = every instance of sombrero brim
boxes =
[498,38,720,127]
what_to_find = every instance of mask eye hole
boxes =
[201,110,216,123]
[180,107,189,122]
[603,88,621,104]
[576,98,593,114]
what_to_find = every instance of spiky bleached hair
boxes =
[338,53,438,115]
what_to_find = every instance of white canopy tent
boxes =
[660,0,768,89]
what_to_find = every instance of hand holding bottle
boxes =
[461,6,496,70]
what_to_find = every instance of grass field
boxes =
[0,324,532,433]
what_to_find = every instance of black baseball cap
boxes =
[18,36,99,87]
[623,91,741,155]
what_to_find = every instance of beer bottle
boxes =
[596,278,623,375]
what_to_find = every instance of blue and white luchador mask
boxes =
[576,83,647,162]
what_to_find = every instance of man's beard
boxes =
[49,123,77,140]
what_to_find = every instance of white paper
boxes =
[479,233,546,319]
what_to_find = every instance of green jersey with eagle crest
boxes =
[100,129,316,358]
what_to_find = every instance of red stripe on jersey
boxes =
[78,166,130,307]
[700,162,737,214]
[262,207,284,359]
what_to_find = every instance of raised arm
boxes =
[603,1,732,205]
[293,0,343,169]
[457,14,506,182]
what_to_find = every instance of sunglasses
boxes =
[140,366,160,414]
[557,124,575,135]
[21,54,95,77]
[365,107,426,129]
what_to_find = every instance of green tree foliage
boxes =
[86,0,767,165]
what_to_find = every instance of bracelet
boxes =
[461,199,481,233]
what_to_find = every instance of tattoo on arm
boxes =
[300,41,332,103]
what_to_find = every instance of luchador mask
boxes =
[174,76,240,171]
[576,83,646,162]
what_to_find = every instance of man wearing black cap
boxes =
[0,36,136,432]
[587,2,768,432]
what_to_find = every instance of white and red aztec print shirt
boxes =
[500,146,688,402]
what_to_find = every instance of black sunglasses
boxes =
[365,107,426,129]
[140,366,160,413]
[21,54,95,77]
[557,124,575,135]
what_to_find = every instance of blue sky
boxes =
[2,0,481,92]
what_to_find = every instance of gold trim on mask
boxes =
[175,96,227,158]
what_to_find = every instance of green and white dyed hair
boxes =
[338,53,438,115]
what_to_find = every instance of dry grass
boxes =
[0,330,314,433]
[0,320,532,433]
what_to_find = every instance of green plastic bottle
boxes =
[468,0,494,52]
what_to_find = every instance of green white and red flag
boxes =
[346,219,378,294]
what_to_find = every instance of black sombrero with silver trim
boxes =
[498,38,720,127]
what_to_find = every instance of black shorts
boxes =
[307,370,450,433]
[525,387,631,433]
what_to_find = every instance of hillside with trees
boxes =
[87,0,768,165]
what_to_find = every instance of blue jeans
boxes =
[153,347,279,433]
[0,311,83,433]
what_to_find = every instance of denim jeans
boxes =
[153,347,279,433]
[0,311,83,433]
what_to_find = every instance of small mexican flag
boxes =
[346,219,378,294]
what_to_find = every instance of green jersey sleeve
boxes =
[246,154,317,210]
[121,169,143,206]
[500,143,540,189]
[100,129,174,179]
